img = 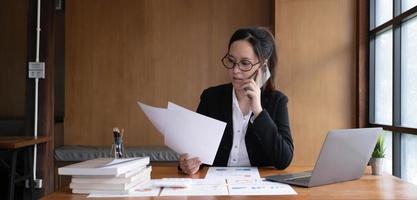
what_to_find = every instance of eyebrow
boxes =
[227,54,253,61]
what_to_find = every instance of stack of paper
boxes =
[86,166,297,197]
[88,180,161,198]
[58,157,151,195]
[137,101,227,165]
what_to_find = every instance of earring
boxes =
[264,59,268,67]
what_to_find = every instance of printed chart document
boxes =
[205,167,261,179]
[227,178,297,196]
[159,179,228,196]
[137,101,226,165]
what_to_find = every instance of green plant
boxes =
[372,134,386,158]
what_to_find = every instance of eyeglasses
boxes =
[221,54,261,72]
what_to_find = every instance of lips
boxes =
[233,77,244,81]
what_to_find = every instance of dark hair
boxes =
[228,27,277,93]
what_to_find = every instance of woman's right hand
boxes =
[179,153,202,175]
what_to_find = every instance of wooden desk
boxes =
[0,136,50,149]
[0,136,50,200]
[43,165,417,200]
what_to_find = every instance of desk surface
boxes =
[43,165,417,200]
[0,136,50,149]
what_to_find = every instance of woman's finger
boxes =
[189,159,202,170]
[245,78,259,87]
[241,81,256,92]
[245,90,256,98]
[184,160,201,175]
[254,67,262,86]
[182,157,200,169]
[189,166,200,174]
[179,153,188,161]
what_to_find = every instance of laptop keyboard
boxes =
[278,171,312,180]
[265,171,312,186]
[286,175,311,183]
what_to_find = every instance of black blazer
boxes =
[196,83,293,169]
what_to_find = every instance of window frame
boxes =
[369,0,417,178]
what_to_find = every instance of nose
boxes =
[232,63,242,73]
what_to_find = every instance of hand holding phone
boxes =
[255,65,271,88]
[241,64,271,117]
[244,64,271,94]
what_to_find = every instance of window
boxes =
[402,0,417,12]
[402,134,417,184]
[383,131,393,174]
[369,0,417,185]
[374,30,392,125]
[401,17,417,128]
[376,0,393,27]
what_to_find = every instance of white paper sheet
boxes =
[88,178,297,197]
[227,178,297,196]
[205,167,261,179]
[137,102,167,135]
[87,180,161,198]
[159,179,228,196]
[58,157,149,176]
[164,102,226,163]
[137,101,226,165]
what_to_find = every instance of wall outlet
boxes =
[28,62,45,79]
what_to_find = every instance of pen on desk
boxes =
[112,127,123,158]
[113,127,120,139]
[119,128,124,158]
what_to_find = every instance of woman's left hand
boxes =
[241,68,263,117]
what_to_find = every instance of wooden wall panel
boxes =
[357,0,369,128]
[0,0,27,119]
[275,0,356,166]
[65,0,272,146]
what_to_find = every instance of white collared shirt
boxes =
[227,88,251,167]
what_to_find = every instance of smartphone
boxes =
[255,65,271,88]
[245,66,271,99]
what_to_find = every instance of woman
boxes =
[179,27,294,175]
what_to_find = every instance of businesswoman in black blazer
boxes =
[179,27,294,175]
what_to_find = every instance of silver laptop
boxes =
[266,127,382,187]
